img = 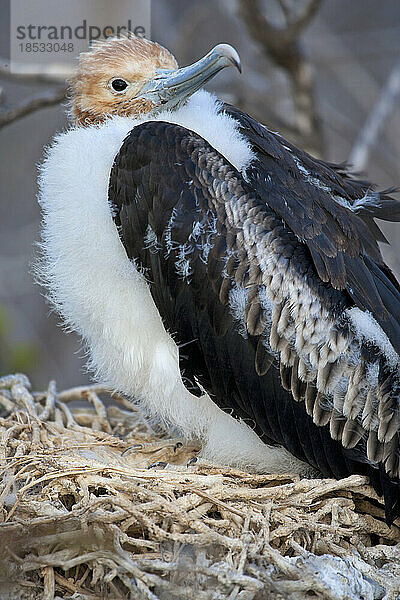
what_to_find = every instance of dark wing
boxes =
[223,103,400,352]
[109,120,400,523]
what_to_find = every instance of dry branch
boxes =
[238,0,323,155]
[0,87,66,130]
[0,59,64,83]
[349,57,400,172]
[0,373,399,599]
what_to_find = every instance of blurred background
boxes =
[0,0,399,389]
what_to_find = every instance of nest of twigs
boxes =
[0,374,399,600]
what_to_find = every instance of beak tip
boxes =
[213,43,242,74]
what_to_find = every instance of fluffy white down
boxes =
[347,307,399,369]
[37,89,314,476]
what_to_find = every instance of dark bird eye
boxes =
[111,78,128,92]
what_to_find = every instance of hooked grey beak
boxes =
[138,44,241,113]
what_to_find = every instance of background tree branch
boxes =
[0,86,66,130]
[0,60,64,84]
[348,58,400,172]
[238,0,323,155]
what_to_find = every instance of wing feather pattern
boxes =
[109,119,400,523]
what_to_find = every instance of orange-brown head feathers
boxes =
[69,38,241,127]
[69,36,178,126]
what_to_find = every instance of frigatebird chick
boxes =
[39,36,400,524]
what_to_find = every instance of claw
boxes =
[173,441,183,453]
[121,443,144,456]
[147,461,168,470]
[186,457,198,467]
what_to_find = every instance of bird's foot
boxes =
[147,454,198,470]
[122,437,200,469]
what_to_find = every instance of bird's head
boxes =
[69,36,241,126]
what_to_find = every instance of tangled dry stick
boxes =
[0,374,399,600]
